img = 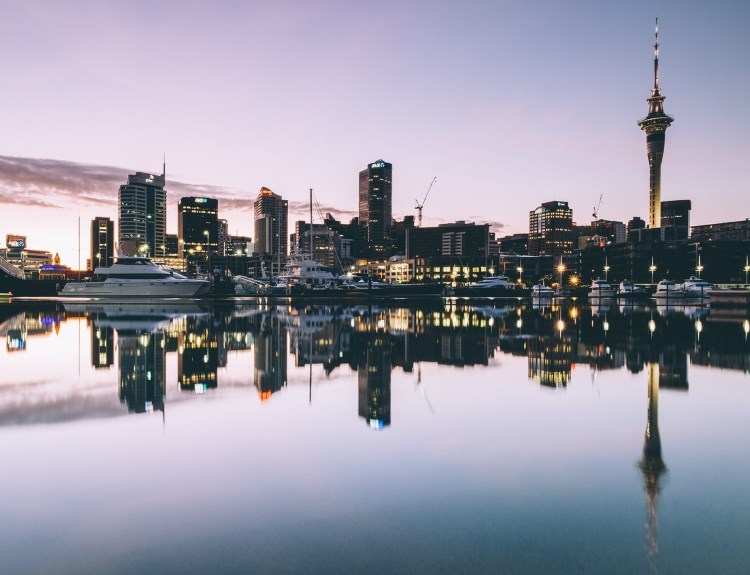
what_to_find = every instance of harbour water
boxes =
[1,299,749,574]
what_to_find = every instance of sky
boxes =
[1,0,749,268]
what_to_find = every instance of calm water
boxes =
[1,298,749,574]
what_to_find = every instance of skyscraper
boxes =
[359,159,392,258]
[89,216,114,270]
[254,187,288,268]
[177,197,218,259]
[528,201,574,256]
[638,19,674,229]
[118,169,167,257]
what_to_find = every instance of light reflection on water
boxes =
[0,299,748,574]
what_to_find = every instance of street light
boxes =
[556,262,565,288]
[649,257,656,286]
[517,266,523,284]
[744,256,749,286]
[603,258,610,281]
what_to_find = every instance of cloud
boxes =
[0,155,358,223]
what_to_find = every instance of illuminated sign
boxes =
[195,198,207,203]
[370,161,386,169]
[6,234,26,249]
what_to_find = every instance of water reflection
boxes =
[0,300,748,426]
[1,299,749,572]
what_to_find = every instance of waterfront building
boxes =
[529,201,574,256]
[118,169,167,258]
[254,187,288,275]
[692,219,750,242]
[498,233,529,255]
[638,20,674,229]
[291,221,338,268]
[177,197,219,265]
[628,216,647,236]
[359,159,393,258]
[89,217,114,270]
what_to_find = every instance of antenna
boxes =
[415,176,437,228]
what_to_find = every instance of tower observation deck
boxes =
[638,19,674,229]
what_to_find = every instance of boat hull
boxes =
[58,280,211,298]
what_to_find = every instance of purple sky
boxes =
[1,1,748,267]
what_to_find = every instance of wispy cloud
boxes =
[0,155,358,223]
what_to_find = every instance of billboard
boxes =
[6,234,26,249]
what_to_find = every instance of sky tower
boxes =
[638,19,674,229]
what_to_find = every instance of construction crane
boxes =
[592,193,603,220]
[415,176,437,228]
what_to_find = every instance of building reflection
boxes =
[254,309,288,401]
[178,315,219,393]
[118,329,166,414]
[91,324,114,369]
[357,326,391,430]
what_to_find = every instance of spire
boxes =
[652,18,661,96]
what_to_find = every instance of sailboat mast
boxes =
[309,188,314,262]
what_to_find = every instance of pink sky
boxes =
[1,1,748,267]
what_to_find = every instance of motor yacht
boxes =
[469,275,516,289]
[616,280,647,299]
[530,284,554,297]
[653,279,685,300]
[680,276,716,298]
[588,278,616,299]
[58,257,212,298]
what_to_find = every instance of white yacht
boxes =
[275,255,337,291]
[469,275,516,289]
[530,283,554,297]
[653,279,685,300]
[588,279,616,299]
[58,257,211,298]
[680,276,716,298]
[616,280,646,299]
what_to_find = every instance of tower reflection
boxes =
[639,362,667,560]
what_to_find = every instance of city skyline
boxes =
[1,1,749,266]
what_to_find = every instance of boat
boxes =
[616,280,647,299]
[58,256,212,298]
[653,279,685,300]
[453,275,521,298]
[680,276,716,299]
[588,278,616,299]
[530,284,554,298]
[275,252,338,292]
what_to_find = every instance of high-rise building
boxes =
[638,19,674,229]
[528,201,574,256]
[217,219,229,257]
[254,187,288,271]
[291,221,337,268]
[118,169,167,257]
[90,216,114,270]
[177,197,219,259]
[660,199,691,240]
[359,159,393,258]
